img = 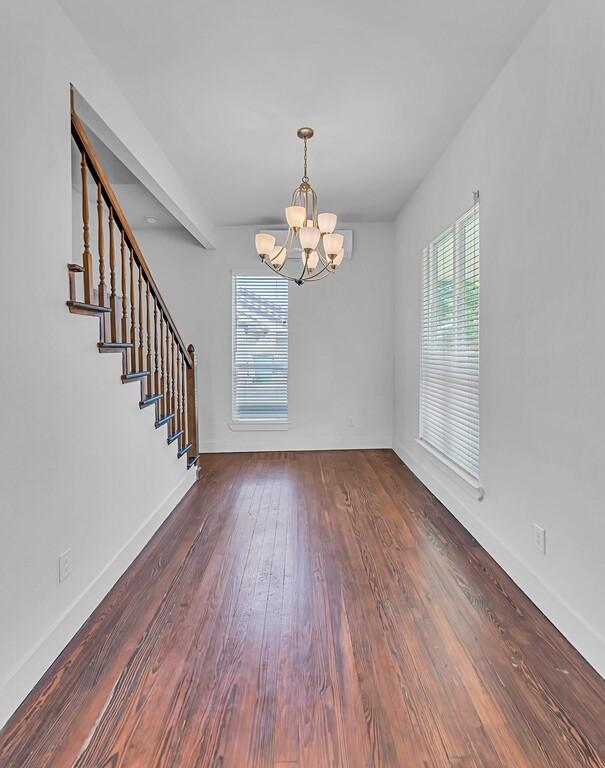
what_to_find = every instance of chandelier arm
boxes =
[317,244,330,268]
[304,262,332,281]
[303,266,334,282]
[272,230,292,256]
[262,259,306,283]
[299,252,309,282]
[262,250,333,284]
[307,186,318,227]
[272,251,285,266]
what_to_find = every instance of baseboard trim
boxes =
[392,440,605,679]
[199,435,393,453]
[0,471,196,729]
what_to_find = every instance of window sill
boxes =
[416,438,484,500]
[230,421,289,432]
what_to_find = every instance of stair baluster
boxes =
[180,354,186,450]
[138,264,144,374]
[166,328,173,419]
[176,349,182,447]
[186,345,199,467]
[170,334,176,420]
[146,282,152,395]
[129,247,137,372]
[80,151,94,305]
[120,230,128,346]
[98,185,107,343]
[159,311,165,416]
[108,208,117,343]
[153,295,159,397]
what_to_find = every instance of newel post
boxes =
[186,344,199,464]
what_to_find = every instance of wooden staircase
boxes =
[68,107,201,473]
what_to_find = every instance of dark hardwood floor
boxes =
[1,450,603,767]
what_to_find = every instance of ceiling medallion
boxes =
[255,127,344,285]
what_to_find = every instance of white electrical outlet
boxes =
[533,524,546,554]
[59,549,73,583]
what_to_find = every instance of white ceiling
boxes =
[59,0,548,225]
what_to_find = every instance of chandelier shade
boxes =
[270,245,287,267]
[323,232,344,257]
[255,232,275,256]
[285,206,306,229]
[318,212,337,234]
[305,250,320,270]
[254,127,345,285]
[299,225,321,250]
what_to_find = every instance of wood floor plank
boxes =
[323,452,502,766]
[185,459,278,765]
[317,453,448,767]
[0,449,603,768]
[364,450,605,767]
[273,462,302,765]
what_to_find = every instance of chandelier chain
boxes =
[302,138,309,183]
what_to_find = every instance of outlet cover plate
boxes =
[533,524,546,554]
[59,549,72,583]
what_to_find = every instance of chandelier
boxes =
[254,127,344,285]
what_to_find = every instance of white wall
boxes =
[394,0,605,676]
[2,0,601,734]
[138,223,395,452]
[0,0,207,726]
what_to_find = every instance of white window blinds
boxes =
[232,274,288,422]
[420,201,480,478]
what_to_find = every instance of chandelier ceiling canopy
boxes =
[255,127,344,285]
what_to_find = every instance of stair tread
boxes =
[187,453,201,470]
[155,412,175,428]
[139,394,162,409]
[122,371,151,382]
[98,342,133,353]
[167,429,185,445]
[67,300,111,314]
[177,442,192,458]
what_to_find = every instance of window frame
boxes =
[231,270,289,429]
[417,201,482,496]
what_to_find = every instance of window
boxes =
[232,274,288,423]
[420,201,480,479]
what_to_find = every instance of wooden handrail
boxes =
[70,110,192,368]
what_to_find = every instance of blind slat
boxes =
[420,203,480,478]
[233,275,289,421]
